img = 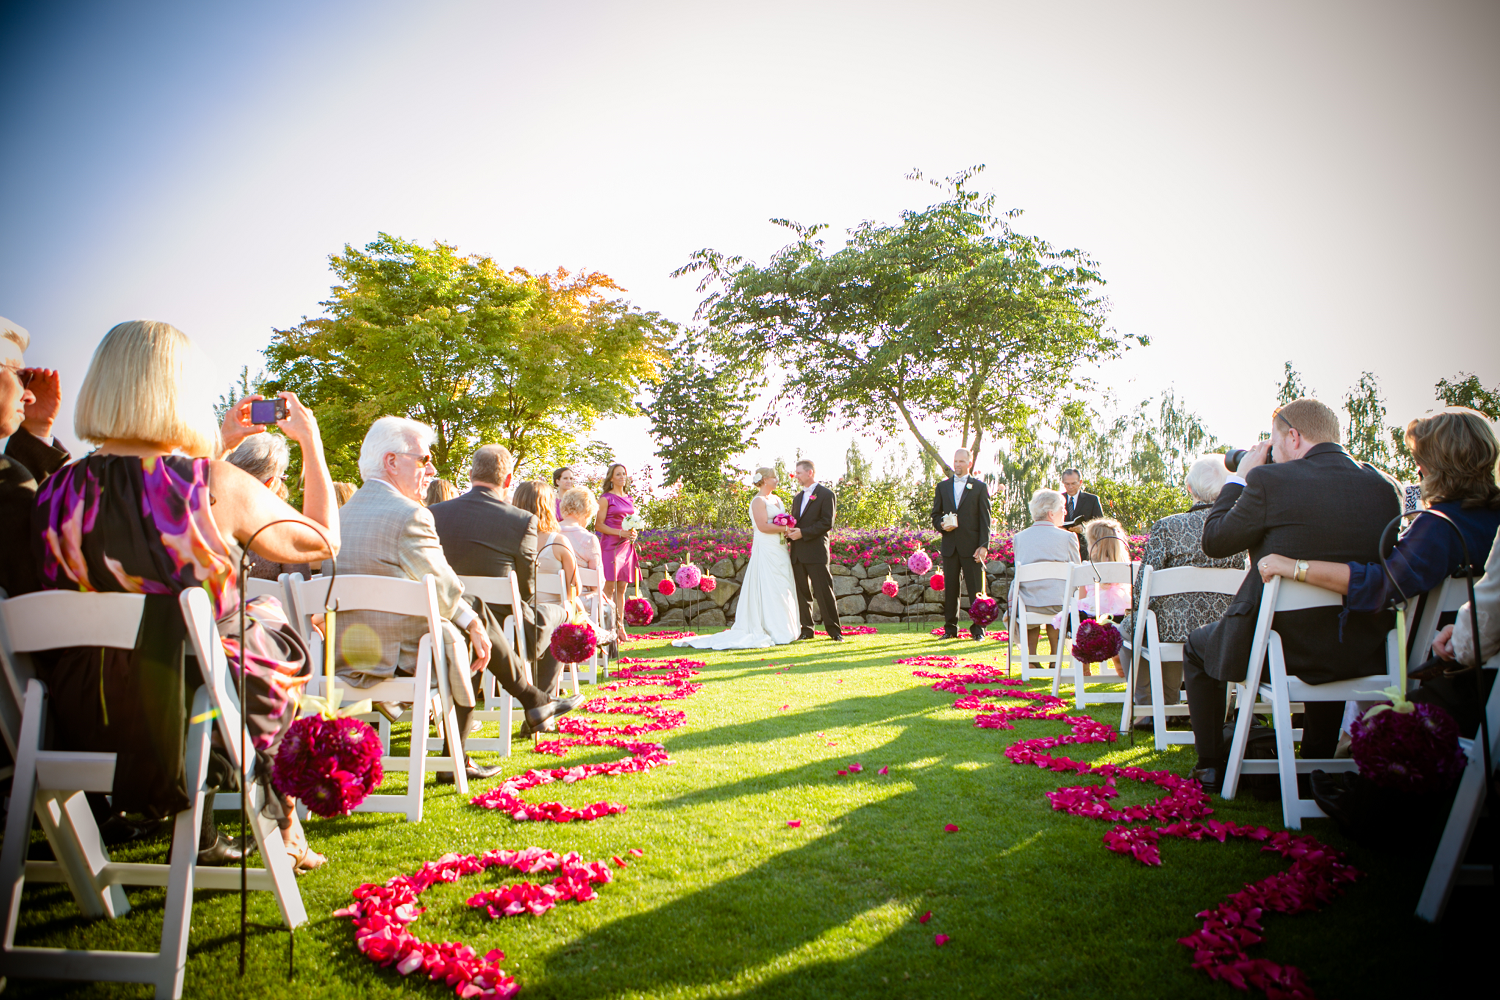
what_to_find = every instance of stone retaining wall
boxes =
[637,557,1014,628]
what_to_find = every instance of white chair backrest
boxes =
[1143,565,1247,599]
[288,573,445,671]
[1409,575,1473,659]
[1270,577,1344,613]
[0,591,146,653]
[243,576,284,601]
[577,567,603,591]
[1012,561,1076,583]
[458,574,519,607]
[1065,561,1134,588]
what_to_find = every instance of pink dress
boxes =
[598,492,638,583]
[1052,581,1131,630]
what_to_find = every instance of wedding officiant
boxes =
[931,448,992,639]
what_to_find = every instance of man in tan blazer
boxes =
[335,417,577,781]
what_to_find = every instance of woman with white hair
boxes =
[226,431,312,580]
[1121,454,1249,729]
[31,320,339,869]
[1011,488,1083,656]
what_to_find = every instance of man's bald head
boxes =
[470,444,514,487]
[952,448,972,476]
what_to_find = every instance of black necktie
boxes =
[1066,495,1075,519]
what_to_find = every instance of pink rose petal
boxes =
[628,848,644,857]
[611,856,627,868]
[944,823,960,833]
[878,765,889,775]
[918,910,932,924]
[786,819,802,827]
[934,933,950,947]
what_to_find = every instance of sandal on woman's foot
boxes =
[282,819,327,873]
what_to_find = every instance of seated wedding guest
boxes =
[559,486,602,569]
[1,318,67,597]
[1257,408,1500,614]
[1428,523,1500,734]
[332,480,357,506]
[552,465,576,519]
[426,443,583,740]
[513,481,589,620]
[425,477,460,506]
[1121,456,1249,728]
[1012,488,1082,658]
[226,431,312,581]
[1054,518,1131,677]
[1184,397,1400,793]
[31,320,338,870]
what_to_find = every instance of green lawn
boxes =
[4,625,1489,999]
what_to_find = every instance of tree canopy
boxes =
[643,330,761,491]
[673,167,1138,478]
[264,235,670,481]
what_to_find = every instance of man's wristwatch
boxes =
[1294,559,1309,583]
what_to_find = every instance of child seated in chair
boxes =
[1054,518,1131,676]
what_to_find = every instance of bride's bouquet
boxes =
[771,512,796,544]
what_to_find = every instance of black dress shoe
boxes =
[798,631,816,641]
[1188,766,1222,795]
[520,693,585,736]
[827,634,844,642]
[942,629,959,639]
[436,759,504,784]
[969,626,985,640]
[197,833,253,866]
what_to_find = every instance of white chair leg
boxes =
[37,790,128,918]
[1221,682,1259,800]
[1150,653,1169,748]
[155,688,213,999]
[1,681,47,946]
[1270,680,1304,830]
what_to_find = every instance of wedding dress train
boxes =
[673,494,799,650]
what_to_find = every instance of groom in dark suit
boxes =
[931,448,992,639]
[785,458,842,641]
[1060,468,1104,559]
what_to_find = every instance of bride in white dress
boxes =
[673,467,800,650]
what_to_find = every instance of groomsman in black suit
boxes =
[931,448,992,639]
[785,458,843,641]
[1060,468,1104,559]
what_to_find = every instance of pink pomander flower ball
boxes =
[929,572,945,591]
[881,577,899,598]
[658,578,676,596]
[1072,618,1123,663]
[907,550,933,575]
[699,575,717,593]
[968,595,999,626]
[624,597,654,626]
[674,564,702,590]
[551,622,598,663]
[272,714,384,819]
[1350,702,1466,794]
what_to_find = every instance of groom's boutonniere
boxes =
[965,482,972,490]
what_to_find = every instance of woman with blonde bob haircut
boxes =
[1258,406,1500,618]
[31,320,341,871]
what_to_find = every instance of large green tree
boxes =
[674,167,1137,477]
[264,235,670,481]
[643,330,760,490]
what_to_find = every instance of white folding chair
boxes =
[1052,562,1134,709]
[1221,577,1401,829]
[1005,562,1075,681]
[0,590,298,999]
[543,571,586,697]
[1121,566,1248,742]
[214,573,295,814]
[1407,575,1473,670]
[288,573,468,821]
[1416,650,1499,921]
[457,572,529,756]
[576,566,612,684]
[242,576,284,602]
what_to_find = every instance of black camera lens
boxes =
[1224,449,1246,472]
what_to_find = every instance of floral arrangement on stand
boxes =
[625,571,655,626]
[906,550,933,575]
[909,657,1361,998]
[1071,616,1123,664]
[673,563,702,590]
[699,575,718,593]
[550,616,598,664]
[929,571,945,592]
[881,573,899,598]
[274,606,383,817]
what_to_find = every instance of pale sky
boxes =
[3,0,1496,484]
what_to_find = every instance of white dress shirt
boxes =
[798,482,819,516]
[953,474,968,508]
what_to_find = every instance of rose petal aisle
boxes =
[912,655,1362,1000]
[469,658,703,822]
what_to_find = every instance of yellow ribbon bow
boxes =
[1360,604,1415,720]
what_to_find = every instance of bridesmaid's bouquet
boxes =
[620,513,645,532]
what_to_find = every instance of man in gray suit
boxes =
[335,418,576,782]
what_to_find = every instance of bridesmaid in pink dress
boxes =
[596,462,639,635]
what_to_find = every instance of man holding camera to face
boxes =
[1182,397,1400,793]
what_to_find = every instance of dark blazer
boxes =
[2,429,70,598]
[930,476,992,558]
[789,483,836,565]
[1063,489,1104,557]
[1198,442,1401,684]
[429,486,546,637]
